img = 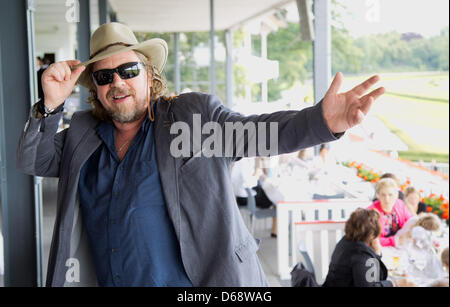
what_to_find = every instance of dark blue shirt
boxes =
[78,115,192,287]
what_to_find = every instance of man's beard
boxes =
[106,101,147,123]
[105,88,148,123]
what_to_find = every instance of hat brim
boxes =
[76,38,168,88]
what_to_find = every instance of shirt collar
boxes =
[95,113,152,156]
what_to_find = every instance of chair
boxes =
[245,187,276,234]
[294,221,345,284]
[298,240,315,280]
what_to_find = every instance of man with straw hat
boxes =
[17,22,385,287]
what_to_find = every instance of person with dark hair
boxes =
[323,208,415,287]
[404,186,427,215]
[36,56,46,100]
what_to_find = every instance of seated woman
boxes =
[404,186,427,216]
[367,178,413,247]
[323,208,414,287]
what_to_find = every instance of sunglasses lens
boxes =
[92,62,143,85]
[94,71,113,86]
[119,63,141,79]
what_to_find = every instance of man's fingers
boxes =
[70,66,85,82]
[65,60,82,67]
[359,87,385,115]
[351,75,380,96]
[353,108,365,126]
[52,67,63,82]
[63,63,72,81]
[328,72,343,94]
[360,96,374,115]
[361,86,385,102]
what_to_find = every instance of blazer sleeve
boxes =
[205,94,344,159]
[16,102,67,178]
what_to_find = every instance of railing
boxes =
[277,199,371,282]
[420,162,449,176]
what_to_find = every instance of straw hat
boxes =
[77,22,168,88]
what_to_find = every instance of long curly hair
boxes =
[86,50,169,122]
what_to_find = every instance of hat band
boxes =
[89,42,133,60]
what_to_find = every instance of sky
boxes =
[286,0,449,38]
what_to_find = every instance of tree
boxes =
[266,22,312,101]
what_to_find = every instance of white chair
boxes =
[294,221,345,284]
[277,200,369,281]
[244,187,276,235]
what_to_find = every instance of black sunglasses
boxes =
[92,62,145,86]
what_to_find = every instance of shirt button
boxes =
[111,248,116,253]
[111,219,116,224]
[115,275,120,280]
[114,192,119,196]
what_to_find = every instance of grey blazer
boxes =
[16,92,341,287]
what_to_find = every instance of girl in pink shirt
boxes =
[367,178,413,247]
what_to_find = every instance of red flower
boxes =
[426,206,433,212]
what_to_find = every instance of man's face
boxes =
[93,50,151,123]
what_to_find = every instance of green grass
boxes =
[344,72,449,102]
[376,114,448,162]
[386,91,449,104]
[398,151,449,163]
[375,115,422,151]
[304,71,449,159]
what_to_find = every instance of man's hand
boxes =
[42,60,85,109]
[322,72,385,134]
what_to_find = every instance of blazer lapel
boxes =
[154,99,181,239]
[70,117,102,176]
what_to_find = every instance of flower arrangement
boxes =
[422,194,449,221]
[343,161,449,223]
[343,161,381,183]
